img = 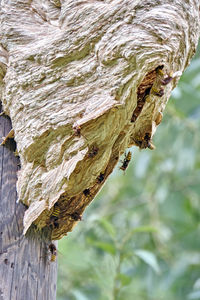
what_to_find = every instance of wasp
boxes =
[51,203,60,219]
[70,212,82,221]
[151,87,164,97]
[155,66,173,85]
[73,125,81,137]
[147,141,155,150]
[83,188,90,196]
[48,243,57,262]
[88,145,99,158]
[47,203,60,229]
[97,172,105,183]
[73,124,88,141]
[144,133,155,150]
[161,74,173,85]
[120,151,132,171]
[135,133,155,150]
[73,123,83,138]
[155,65,165,75]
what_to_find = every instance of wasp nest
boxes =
[0,0,199,239]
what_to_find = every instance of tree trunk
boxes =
[0,105,57,300]
[0,0,199,241]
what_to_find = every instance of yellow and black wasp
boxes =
[120,151,132,171]
[70,212,82,221]
[73,125,81,137]
[83,188,90,196]
[134,133,155,150]
[88,145,99,158]
[97,172,105,183]
[48,203,60,229]
[48,243,57,262]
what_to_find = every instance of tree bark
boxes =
[0,105,57,300]
[0,1,199,240]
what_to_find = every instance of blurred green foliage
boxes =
[57,47,200,300]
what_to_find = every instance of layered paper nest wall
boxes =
[0,0,199,239]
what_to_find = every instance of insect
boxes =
[134,132,155,150]
[155,65,164,76]
[156,66,173,85]
[83,188,90,196]
[161,74,173,85]
[141,133,155,150]
[51,203,60,219]
[73,125,81,137]
[73,124,88,141]
[120,151,132,171]
[47,203,60,229]
[48,243,57,262]
[151,87,164,97]
[88,146,99,158]
[143,133,155,150]
[147,141,155,150]
[97,172,105,183]
[70,212,82,221]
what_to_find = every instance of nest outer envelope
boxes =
[0,0,199,239]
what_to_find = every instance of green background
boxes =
[57,45,200,300]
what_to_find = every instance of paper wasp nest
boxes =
[0,0,199,239]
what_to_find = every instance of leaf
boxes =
[117,273,132,287]
[134,249,160,274]
[131,226,158,234]
[121,226,158,246]
[98,218,117,239]
[89,240,116,255]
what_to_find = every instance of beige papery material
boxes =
[0,0,199,239]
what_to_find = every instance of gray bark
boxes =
[0,0,199,241]
[0,106,57,300]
